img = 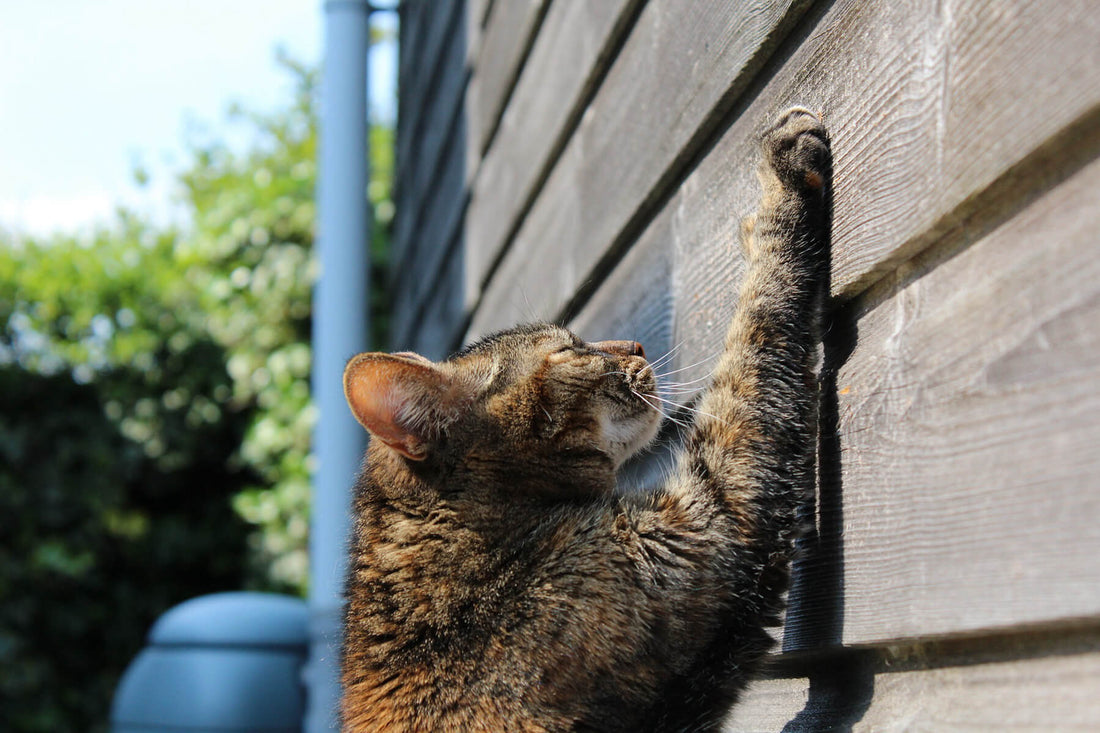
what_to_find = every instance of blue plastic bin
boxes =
[111,592,309,732]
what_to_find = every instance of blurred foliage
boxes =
[0,51,393,732]
[0,362,252,731]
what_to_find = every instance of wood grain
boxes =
[785,153,1100,647]
[392,14,469,290]
[393,0,464,266]
[725,635,1100,731]
[395,0,459,199]
[564,141,1100,649]
[465,0,549,159]
[463,0,641,307]
[664,0,1100,393]
[466,0,1100,351]
[402,12,468,241]
[465,0,489,67]
[408,239,465,361]
[568,56,1100,650]
[387,0,1100,722]
[570,206,675,357]
[395,0,1100,644]
[391,117,468,350]
[464,0,812,341]
[392,0,426,253]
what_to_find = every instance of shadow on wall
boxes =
[782,300,873,732]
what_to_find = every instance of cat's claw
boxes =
[762,107,831,192]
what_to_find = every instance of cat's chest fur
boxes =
[347,491,609,728]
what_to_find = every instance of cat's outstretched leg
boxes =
[652,108,832,729]
[679,106,831,558]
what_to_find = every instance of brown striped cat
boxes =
[340,108,832,731]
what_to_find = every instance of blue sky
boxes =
[0,0,395,236]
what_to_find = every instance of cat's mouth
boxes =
[629,366,658,405]
[601,357,661,466]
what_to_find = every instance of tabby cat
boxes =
[341,108,832,731]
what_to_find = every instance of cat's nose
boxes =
[591,340,646,359]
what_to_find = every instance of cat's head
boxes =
[343,323,660,497]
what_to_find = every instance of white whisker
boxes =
[639,340,684,377]
[633,390,691,430]
[644,392,731,428]
[655,353,721,380]
[658,372,716,391]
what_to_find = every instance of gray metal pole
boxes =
[307,0,371,729]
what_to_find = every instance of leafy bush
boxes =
[0,55,393,731]
[0,364,251,732]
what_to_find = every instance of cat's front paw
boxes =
[762,107,831,193]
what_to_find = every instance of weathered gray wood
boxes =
[465,0,549,159]
[467,0,1100,348]
[390,0,1100,722]
[392,114,469,350]
[856,652,1100,732]
[398,0,459,164]
[570,206,674,355]
[394,7,469,268]
[641,142,1100,649]
[463,0,641,304]
[395,0,458,192]
[568,205,681,416]
[408,239,465,360]
[408,9,467,216]
[465,0,813,341]
[722,677,809,731]
[725,636,1100,731]
[396,0,1100,639]
[392,0,426,239]
[393,0,463,270]
[465,0,489,67]
[785,153,1100,648]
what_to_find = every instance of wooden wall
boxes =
[391,0,1100,727]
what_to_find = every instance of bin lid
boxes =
[148,592,308,649]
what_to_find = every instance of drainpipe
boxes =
[307,0,371,729]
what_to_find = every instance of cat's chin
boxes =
[602,408,662,468]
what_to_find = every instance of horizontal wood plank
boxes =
[722,677,809,732]
[396,0,1100,645]
[398,0,459,154]
[570,206,675,355]
[388,0,1100,722]
[465,0,489,67]
[392,11,469,278]
[403,11,468,232]
[393,0,464,265]
[392,0,426,222]
[395,0,459,196]
[463,0,641,306]
[465,0,813,340]
[725,634,1100,731]
[465,0,548,159]
[468,0,1100,351]
[787,152,1100,647]
[392,115,469,350]
[408,240,465,361]
[859,654,1100,732]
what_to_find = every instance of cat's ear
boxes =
[343,352,461,460]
